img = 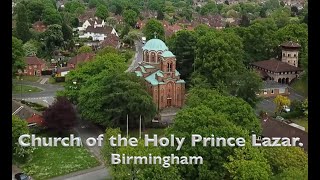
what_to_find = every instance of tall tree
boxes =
[23,40,38,57]
[12,37,26,76]
[143,19,165,41]
[167,30,197,84]
[78,72,156,127]
[274,95,291,114]
[15,4,31,42]
[77,45,92,54]
[64,0,85,15]
[41,24,64,56]
[240,14,250,27]
[95,4,109,20]
[43,96,77,134]
[43,8,62,25]
[123,9,138,27]
[61,23,73,41]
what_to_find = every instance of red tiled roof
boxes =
[78,8,96,23]
[280,41,301,48]
[99,34,120,48]
[25,56,46,65]
[56,66,73,73]
[32,21,47,32]
[27,114,45,127]
[68,53,95,66]
[251,59,303,72]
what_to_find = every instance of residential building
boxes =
[79,26,118,41]
[133,38,186,110]
[250,41,303,84]
[67,53,95,69]
[258,80,290,98]
[12,100,45,127]
[23,56,47,76]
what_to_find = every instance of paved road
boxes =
[64,168,109,180]
[126,40,144,72]
[12,80,64,106]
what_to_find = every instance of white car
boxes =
[283,105,290,113]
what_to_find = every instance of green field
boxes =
[12,84,42,94]
[14,76,40,82]
[21,144,100,179]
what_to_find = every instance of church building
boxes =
[133,38,186,110]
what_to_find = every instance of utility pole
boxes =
[127,114,129,138]
[139,115,142,139]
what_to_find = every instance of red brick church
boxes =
[134,38,186,110]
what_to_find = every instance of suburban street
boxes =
[126,40,144,72]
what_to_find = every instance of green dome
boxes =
[161,51,175,57]
[142,38,168,51]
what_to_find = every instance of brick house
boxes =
[258,80,290,98]
[23,56,47,76]
[250,41,303,84]
[67,52,95,69]
[133,38,186,110]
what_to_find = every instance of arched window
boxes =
[167,62,173,72]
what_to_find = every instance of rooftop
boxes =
[162,51,175,58]
[251,59,303,72]
[281,41,301,48]
[25,56,46,65]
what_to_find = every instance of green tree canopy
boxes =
[64,0,86,15]
[23,40,38,57]
[123,9,138,27]
[143,19,165,41]
[95,4,109,20]
[78,72,156,127]
[43,7,62,25]
[77,45,92,54]
[12,37,26,76]
[15,4,31,42]
[12,115,33,162]
[41,24,64,56]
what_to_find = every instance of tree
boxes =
[95,4,109,20]
[15,4,31,42]
[78,72,156,127]
[143,19,165,41]
[43,8,62,25]
[123,9,138,27]
[291,6,299,16]
[240,14,250,27]
[186,88,262,133]
[120,24,130,39]
[192,29,245,88]
[12,115,33,162]
[270,8,291,28]
[157,9,165,20]
[167,30,197,84]
[264,0,280,11]
[224,143,272,180]
[23,40,38,56]
[200,2,218,15]
[26,0,45,23]
[228,70,262,107]
[61,23,73,41]
[262,146,308,174]
[273,167,308,180]
[59,53,127,103]
[274,95,291,114]
[41,24,64,55]
[164,105,250,179]
[106,17,117,28]
[43,96,77,134]
[302,99,308,117]
[12,37,26,76]
[64,0,85,15]
[77,45,92,54]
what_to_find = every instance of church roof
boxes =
[162,51,175,58]
[142,38,168,51]
[251,59,303,72]
[145,70,164,85]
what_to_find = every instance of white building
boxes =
[79,26,118,41]
[77,17,106,32]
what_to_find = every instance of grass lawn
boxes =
[123,128,166,138]
[292,117,308,132]
[14,76,40,82]
[20,144,100,179]
[291,77,308,97]
[12,84,42,94]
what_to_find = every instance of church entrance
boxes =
[167,98,172,107]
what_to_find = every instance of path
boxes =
[126,40,143,72]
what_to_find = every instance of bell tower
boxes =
[281,41,301,67]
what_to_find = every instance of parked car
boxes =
[282,105,291,113]
[14,173,31,180]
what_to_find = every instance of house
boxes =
[79,26,117,41]
[78,8,96,23]
[67,53,95,69]
[99,33,121,49]
[258,80,290,98]
[32,21,47,33]
[114,15,124,24]
[12,99,45,127]
[133,38,186,110]
[250,41,303,84]
[55,67,72,77]
[23,56,47,76]
[77,17,106,32]
[260,116,308,151]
